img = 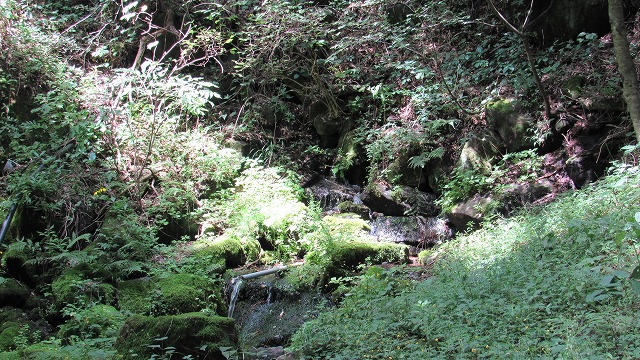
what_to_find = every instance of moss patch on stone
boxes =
[191,233,260,270]
[116,277,155,314]
[51,270,116,309]
[57,304,125,341]
[328,241,408,272]
[117,273,224,316]
[323,214,371,237]
[115,313,237,359]
[0,279,31,309]
[153,273,223,316]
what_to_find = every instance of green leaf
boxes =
[586,289,610,303]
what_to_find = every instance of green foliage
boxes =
[215,165,316,260]
[288,214,409,289]
[438,149,545,212]
[291,165,640,358]
[57,304,125,343]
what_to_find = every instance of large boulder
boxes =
[447,194,494,232]
[458,131,501,173]
[0,278,31,308]
[305,177,360,212]
[51,270,116,309]
[117,273,226,316]
[191,233,259,271]
[115,313,238,359]
[485,98,536,152]
[369,216,454,246]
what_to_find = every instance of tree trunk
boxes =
[609,0,640,141]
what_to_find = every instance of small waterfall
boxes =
[228,278,243,318]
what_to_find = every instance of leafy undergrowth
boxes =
[290,164,640,359]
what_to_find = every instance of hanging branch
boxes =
[485,0,552,119]
[131,8,181,70]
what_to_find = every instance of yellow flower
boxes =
[472,349,477,353]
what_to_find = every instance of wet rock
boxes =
[361,182,438,217]
[232,277,329,350]
[370,216,453,246]
[337,201,370,219]
[305,178,360,212]
[256,346,285,359]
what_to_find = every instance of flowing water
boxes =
[227,278,243,318]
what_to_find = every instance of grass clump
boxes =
[290,165,640,358]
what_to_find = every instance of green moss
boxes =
[191,233,259,270]
[0,279,31,308]
[117,274,225,316]
[294,241,409,287]
[116,277,155,314]
[50,271,116,309]
[0,323,21,351]
[336,201,369,218]
[115,313,237,359]
[329,241,408,271]
[0,307,36,352]
[154,273,223,316]
[323,214,370,236]
[57,304,124,341]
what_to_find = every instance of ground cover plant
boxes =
[290,163,640,359]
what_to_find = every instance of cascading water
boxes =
[227,278,243,318]
[228,265,287,318]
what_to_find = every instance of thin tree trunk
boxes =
[609,0,640,141]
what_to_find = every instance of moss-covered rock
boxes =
[361,181,407,216]
[446,193,494,232]
[116,277,155,314]
[323,214,370,237]
[191,233,260,270]
[57,304,125,341]
[328,241,409,271]
[115,313,237,359]
[458,131,501,173]
[0,323,21,352]
[0,307,48,352]
[336,201,370,219]
[153,273,224,316]
[0,278,31,308]
[117,273,225,316]
[50,270,116,309]
[485,98,535,153]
